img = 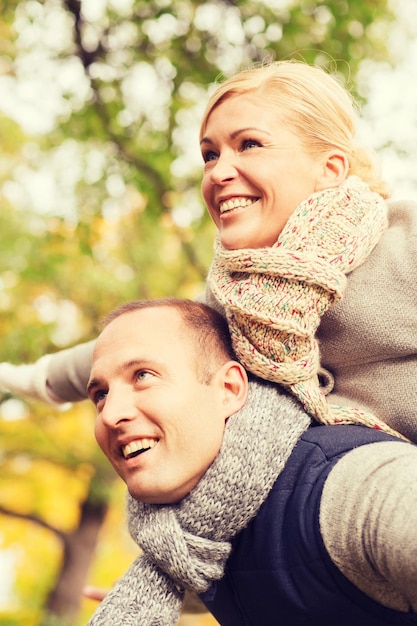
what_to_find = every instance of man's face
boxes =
[88,307,237,504]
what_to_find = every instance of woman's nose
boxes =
[209,153,238,185]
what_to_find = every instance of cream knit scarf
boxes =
[87,379,310,625]
[208,176,403,439]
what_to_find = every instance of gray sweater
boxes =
[318,199,417,442]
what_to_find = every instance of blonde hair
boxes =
[200,61,390,199]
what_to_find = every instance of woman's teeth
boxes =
[219,197,256,214]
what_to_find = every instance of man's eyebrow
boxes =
[87,358,156,396]
[87,377,102,397]
[200,127,272,146]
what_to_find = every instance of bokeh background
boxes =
[1,1,416,624]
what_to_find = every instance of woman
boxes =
[200,61,414,440]
[1,60,416,441]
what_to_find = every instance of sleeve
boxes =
[46,340,95,402]
[320,440,417,612]
[0,340,95,404]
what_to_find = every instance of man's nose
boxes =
[99,386,137,428]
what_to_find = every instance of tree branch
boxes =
[0,504,66,542]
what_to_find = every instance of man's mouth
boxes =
[122,438,158,459]
[219,197,258,214]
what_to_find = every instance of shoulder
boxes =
[384,199,417,248]
[387,198,417,224]
[266,425,405,527]
[278,424,399,484]
[359,199,417,272]
[258,425,401,531]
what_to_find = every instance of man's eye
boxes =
[94,389,107,405]
[135,370,153,382]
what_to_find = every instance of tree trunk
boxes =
[44,495,108,624]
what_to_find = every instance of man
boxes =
[86,298,417,626]
[87,298,248,506]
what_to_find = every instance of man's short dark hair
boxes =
[101,298,237,384]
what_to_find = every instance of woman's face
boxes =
[200,93,328,250]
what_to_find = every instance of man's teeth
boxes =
[122,439,157,459]
[219,197,256,214]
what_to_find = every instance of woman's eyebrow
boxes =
[200,127,272,145]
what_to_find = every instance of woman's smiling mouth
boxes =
[219,197,258,214]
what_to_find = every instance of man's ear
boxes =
[316,150,349,191]
[219,361,248,420]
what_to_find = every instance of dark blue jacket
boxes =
[200,425,417,626]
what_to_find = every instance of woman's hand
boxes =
[83,586,109,602]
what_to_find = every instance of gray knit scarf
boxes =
[87,378,310,625]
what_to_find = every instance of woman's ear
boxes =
[316,150,349,190]
[219,361,248,420]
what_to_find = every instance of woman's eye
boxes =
[242,139,261,150]
[202,150,218,163]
